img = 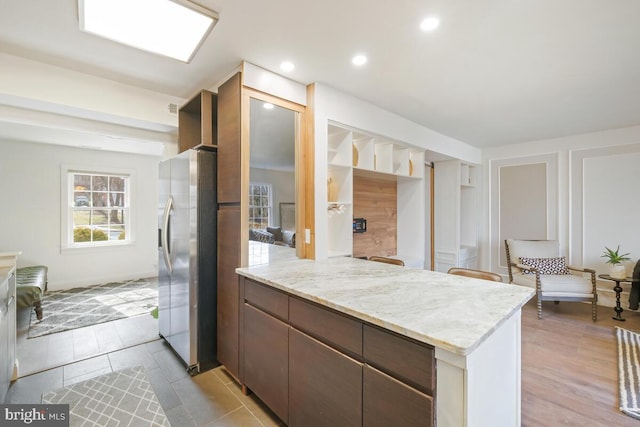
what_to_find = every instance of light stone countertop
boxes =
[236,256,535,356]
[248,240,297,267]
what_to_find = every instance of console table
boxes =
[598,274,640,321]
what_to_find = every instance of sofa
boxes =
[16,265,47,320]
[249,226,295,248]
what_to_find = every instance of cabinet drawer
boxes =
[363,325,435,395]
[289,297,362,358]
[244,279,288,321]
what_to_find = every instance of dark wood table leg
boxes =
[613,281,625,321]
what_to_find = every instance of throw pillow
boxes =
[266,226,283,243]
[519,256,570,275]
[282,230,296,248]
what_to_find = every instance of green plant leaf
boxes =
[601,245,631,264]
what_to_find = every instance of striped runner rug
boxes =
[616,326,640,419]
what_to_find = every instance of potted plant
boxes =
[601,245,631,279]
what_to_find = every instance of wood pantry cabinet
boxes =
[240,277,435,426]
[216,73,242,379]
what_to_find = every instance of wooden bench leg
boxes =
[34,301,43,320]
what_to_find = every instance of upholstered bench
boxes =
[16,266,48,320]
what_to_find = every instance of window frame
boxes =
[61,165,135,252]
[248,183,273,229]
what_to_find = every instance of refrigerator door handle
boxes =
[162,196,174,274]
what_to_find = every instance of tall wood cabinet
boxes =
[216,73,243,378]
[433,160,478,272]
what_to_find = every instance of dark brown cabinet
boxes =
[216,71,243,379]
[178,89,217,153]
[217,205,241,377]
[289,328,363,427]
[240,277,435,426]
[243,304,289,423]
[216,72,242,204]
[363,365,433,427]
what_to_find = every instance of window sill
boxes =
[61,240,136,255]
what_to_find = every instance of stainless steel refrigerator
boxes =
[158,148,217,374]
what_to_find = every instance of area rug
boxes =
[28,278,158,339]
[42,365,169,427]
[616,326,640,419]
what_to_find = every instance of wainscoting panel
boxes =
[490,154,558,275]
[570,144,640,307]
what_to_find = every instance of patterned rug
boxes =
[42,366,169,426]
[616,327,640,419]
[28,278,158,339]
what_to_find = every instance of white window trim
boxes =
[61,164,136,252]
[249,182,273,228]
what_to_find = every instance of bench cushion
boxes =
[16,265,47,309]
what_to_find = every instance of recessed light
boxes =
[263,103,275,110]
[280,61,295,72]
[352,55,367,66]
[420,16,440,32]
[78,0,218,63]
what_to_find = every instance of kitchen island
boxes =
[236,257,534,426]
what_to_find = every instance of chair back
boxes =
[369,256,405,266]
[447,267,503,282]
[505,239,559,280]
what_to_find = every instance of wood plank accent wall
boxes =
[353,175,397,258]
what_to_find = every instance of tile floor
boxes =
[7,308,283,426]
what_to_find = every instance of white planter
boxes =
[610,264,627,279]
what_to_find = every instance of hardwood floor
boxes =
[521,298,640,426]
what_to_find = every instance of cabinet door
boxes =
[363,365,433,427]
[217,205,241,378]
[289,328,362,427]
[217,72,242,204]
[243,304,288,423]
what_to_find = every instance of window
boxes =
[249,184,272,229]
[67,171,131,246]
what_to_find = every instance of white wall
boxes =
[0,139,160,290]
[482,124,640,306]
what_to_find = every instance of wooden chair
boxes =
[369,256,405,266]
[447,267,503,282]
[505,239,597,320]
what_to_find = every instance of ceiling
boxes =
[1,0,640,147]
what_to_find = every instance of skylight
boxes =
[78,0,218,63]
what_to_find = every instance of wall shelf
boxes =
[434,160,479,272]
[326,122,425,261]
